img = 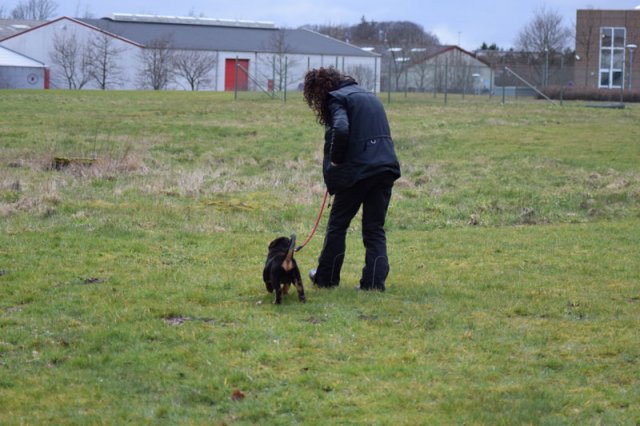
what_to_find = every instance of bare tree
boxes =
[515,5,571,52]
[449,52,474,93]
[0,4,7,18]
[50,31,92,89]
[378,21,439,90]
[261,29,301,92]
[385,48,409,91]
[74,1,94,19]
[88,32,125,90]
[407,49,432,92]
[173,50,217,91]
[347,64,375,91]
[11,0,57,19]
[383,21,439,91]
[138,36,174,90]
[515,5,571,86]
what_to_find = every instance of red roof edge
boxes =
[1,16,144,48]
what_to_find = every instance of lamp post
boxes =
[627,43,637,90]
[387,47,402,93]
[387,47,402,102]
[544,46,549,87]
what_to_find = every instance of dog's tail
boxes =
[282,233,296,272]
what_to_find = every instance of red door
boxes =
[225,58,249,91]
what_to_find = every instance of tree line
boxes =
[305,17,443,92]
[307,8,572,55]
[304,16,440,49]
[0,0,57,19]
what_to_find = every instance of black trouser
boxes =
[315,172,395,290]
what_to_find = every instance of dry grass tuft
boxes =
[0,183,61,218]
[63,149,148,180]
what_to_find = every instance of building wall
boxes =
[212,51,380,93]
[575,9,640,89]
[405,48,492,93]
[0,65,46,89]
[2,17,381,92]
[1,18,140,89]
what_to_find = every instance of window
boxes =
[599,27,626,88]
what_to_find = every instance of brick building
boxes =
[575,9,640,90]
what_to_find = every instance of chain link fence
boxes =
[380,51,580,105]
[229,51,637,105]
[230,54,380,101]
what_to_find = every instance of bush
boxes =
[540,85,640,102]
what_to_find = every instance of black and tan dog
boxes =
[263,234,305,304]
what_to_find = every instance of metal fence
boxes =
[229,52,598,105]
[380,51,581,105]
[231,54,380,101]
[382,61,494,103]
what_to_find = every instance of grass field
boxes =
[1,91,639,424]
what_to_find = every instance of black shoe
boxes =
[310,269,339,288]
[356,284,384,292]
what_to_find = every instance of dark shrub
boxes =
[539,86,640,102]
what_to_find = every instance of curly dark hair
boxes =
[303,67,356,126]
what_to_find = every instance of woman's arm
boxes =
[328,97,349,164]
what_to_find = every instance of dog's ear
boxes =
[269,237,289,250]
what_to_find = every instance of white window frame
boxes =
[599,27,626,89]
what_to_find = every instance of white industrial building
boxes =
[0,14,381,92]
[0,44,48,89]
[397,45,493,94]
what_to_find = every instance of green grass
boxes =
[1,90,639,424]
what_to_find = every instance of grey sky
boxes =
[3,0,639,50]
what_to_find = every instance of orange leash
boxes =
[295,190,329,252]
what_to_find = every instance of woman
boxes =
[303,67,401,291]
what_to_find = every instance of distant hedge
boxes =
[539,86,640,102]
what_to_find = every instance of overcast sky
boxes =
[3,0,639,49]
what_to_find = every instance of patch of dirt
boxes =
[162,316,216,326]
[74,277,106,285]
[306,316,325,324]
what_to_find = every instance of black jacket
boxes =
[323,82,401,194]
